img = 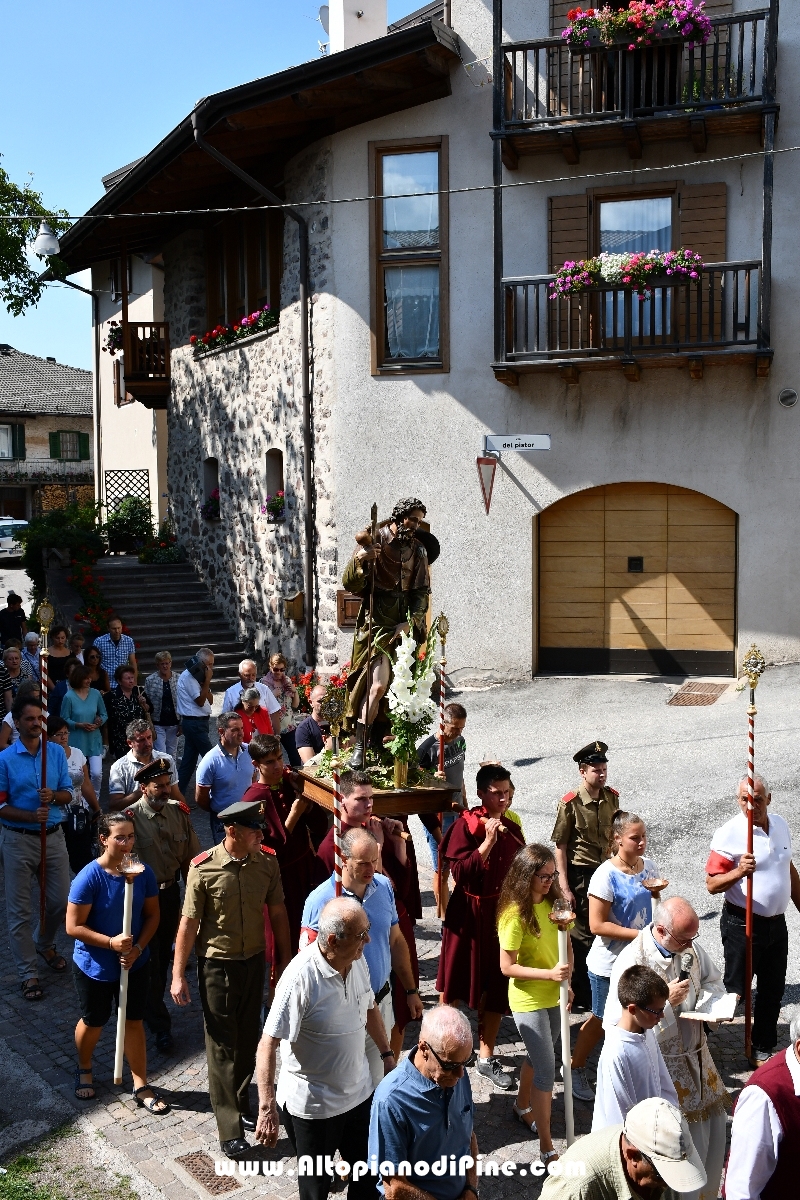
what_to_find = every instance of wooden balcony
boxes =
[496,8,777,165]
[493,260,771,383]
[122,322,170,409]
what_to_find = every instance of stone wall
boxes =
[164,143,338,674]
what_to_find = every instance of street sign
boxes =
[476,457,497,514]
[485,434,551,454]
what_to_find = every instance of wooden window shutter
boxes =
[268,210,283,313]
[78,432,91,460]
[11,424,25,460]
[549,194,589,271]
[49,431,61,460]
[679,183,726,262]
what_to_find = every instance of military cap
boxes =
[573,740,608,765]
[217,800,265,829]
[134,758,173,785]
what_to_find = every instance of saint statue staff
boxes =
[361,503,379,766]
[740,644,765,1060]
[435,613,449,919]
[114,854,145,1084]
[36,600,55,928]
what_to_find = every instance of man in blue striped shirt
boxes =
[92,616,137,680]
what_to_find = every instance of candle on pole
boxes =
[550,899,575,1146]
[739,643,765,1061]
[319,686,347,898]
[114,852,145,1086]
[435,614,449,919]
[36,600,55,929]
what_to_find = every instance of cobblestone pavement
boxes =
[2,669,799,1198]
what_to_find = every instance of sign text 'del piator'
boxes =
[485,434,551,454]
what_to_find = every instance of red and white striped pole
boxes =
[740,644,765,1062]
[330,717,344,897]
[38,635,51,928]
[435,614,449,919]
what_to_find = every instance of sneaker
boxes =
[570,1067,595,1102]
[475,1056,514,1090]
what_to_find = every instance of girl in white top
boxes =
[571,811,667,1091]
[48,715,100,875]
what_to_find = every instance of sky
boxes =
[0,0,411,370]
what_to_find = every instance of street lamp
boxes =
[33,221,60,257]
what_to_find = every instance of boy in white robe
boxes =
[592,965,679,1132]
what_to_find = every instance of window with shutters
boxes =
[0,427,12,460]
[205,213,283,330]
[49,431,91,461]
[369,137,449,374]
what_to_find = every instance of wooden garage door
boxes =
[539,483,736,675]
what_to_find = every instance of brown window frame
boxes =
[587,182,680,257]
[369,135,449,376]
[205,211,283,330]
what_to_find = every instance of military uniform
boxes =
[551,741,619,1009]
[182,829,285,1145]
[125,794,200,1041]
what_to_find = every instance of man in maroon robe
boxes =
[436,764,525,1091]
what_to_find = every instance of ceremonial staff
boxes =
[36,599,55,928]
[740,643,765,1061]
[550,899,576,1146]
[320,686,347,898]
[113,852,145,1085]
[435,613,449,919]
[361,503,379,767]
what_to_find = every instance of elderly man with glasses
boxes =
[369,1006,478,1200]
[255,896,394,1200]
[602,896,734,1200]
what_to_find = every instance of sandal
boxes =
[38,949,67,972]
[512,1104,538,1135]
[74,1066,96,1101]
[132,1086,171,1115]
[21,980,43,1001]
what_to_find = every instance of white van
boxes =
[0,518,27,562]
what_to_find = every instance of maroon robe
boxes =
[318,818,421,1030]
[244,781,328,952]
[435,807,526,1012]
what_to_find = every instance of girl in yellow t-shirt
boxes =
[497,844,573,1168]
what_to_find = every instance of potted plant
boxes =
[105,496,153,555]
[200,488,221,521]
[562,1,711,53]
[550,248,704,299]
[260,490,285,522]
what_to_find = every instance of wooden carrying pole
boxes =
[113,858,144,1085]
[740,644,765,1061]
[435,614,449,919]
[558,925,575,1146]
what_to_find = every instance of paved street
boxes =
[0,666,798,1198]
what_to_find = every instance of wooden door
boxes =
[538,483,736,675]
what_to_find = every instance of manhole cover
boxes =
[667,682,729,707]
[175,1152,242,1194]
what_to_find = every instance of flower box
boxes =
[550,249,705,298]
[562,2,711,53]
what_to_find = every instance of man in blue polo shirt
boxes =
[301,827,422,1084]
[369,1006,478,1200]
[0,695,72,1000]
[195,711,254,844]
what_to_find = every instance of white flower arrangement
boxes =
[387,624,438,762]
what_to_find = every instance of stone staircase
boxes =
[91,558,249,694]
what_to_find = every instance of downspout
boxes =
[62,278,102,510]
[191,111,316,667]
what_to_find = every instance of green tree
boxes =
[0,155,70,316]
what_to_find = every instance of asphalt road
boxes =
[411,666,800,1021]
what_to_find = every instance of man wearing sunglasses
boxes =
[369,1006,478,1200]
[602,897,733,1200]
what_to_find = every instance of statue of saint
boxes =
[342,497,437,767]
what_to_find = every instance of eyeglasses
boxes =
[272,668,286,674]
[355,924,371,942]
[423,1043,476,1073]
[535,870,559,882]
[639,1005,666,1018]
[663,927,701,949]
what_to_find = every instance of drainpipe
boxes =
[191,111,316,667]
[61,278,103,510]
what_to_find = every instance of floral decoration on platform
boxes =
[189,306,278,353]
[550,248,704,299]
[563,1,711,50]
[387,622,438,765]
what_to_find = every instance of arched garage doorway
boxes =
[538,483,736,676]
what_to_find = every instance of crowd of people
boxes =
[0,601,797,1200]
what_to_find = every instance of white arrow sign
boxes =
[485,434,551,454]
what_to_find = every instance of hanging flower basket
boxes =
[563,2,711,52]
[550,248,704,300]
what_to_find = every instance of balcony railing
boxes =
[497,261,766,371]
[0,458,94,482]
[499,8,776,153]
[122,321,170,409]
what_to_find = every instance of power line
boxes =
[0,144,794,223]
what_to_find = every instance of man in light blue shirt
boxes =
[195,711,254,844]
[92,616,137,680]
[0,696,73,997]
[301,828,422,1084]
[369,1006,478,1200]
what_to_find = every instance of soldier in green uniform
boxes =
[551,741,619,1020]
[125,759,200,1053]
[170,800,291,1159]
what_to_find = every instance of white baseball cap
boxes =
[623,1098,706,1193]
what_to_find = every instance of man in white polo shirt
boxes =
[255,896,394,1200]
[706,774,800,1067]
[222,659,281,728]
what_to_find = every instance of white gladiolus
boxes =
[388,629,437,725]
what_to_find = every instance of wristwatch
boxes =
[380,1050,395,1060]
[464,1186,479,1199]
[134,943,143,955]
[405,987,419,996]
